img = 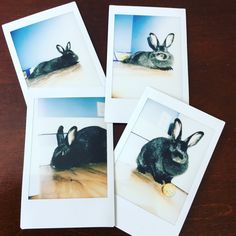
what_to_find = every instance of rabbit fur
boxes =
[51,125,107,170]
[28,42,78,79]
[123,32,175,70]
[136,118,204,184]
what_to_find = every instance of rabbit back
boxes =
[28,42,78,79]
[137,137,168,174]
[70,126,107,166]
[123,51,157,69]
[28,57,62,79]
[123,51,173,70]
[122,32,174,70]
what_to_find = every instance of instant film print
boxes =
[105,6,189,123]
[21,96,114,228]
[2,2,105,103]
[115,87,224,236]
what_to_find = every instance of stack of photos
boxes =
[3,2,114,229]
[115,87,224,236]
[2,2,225,235]
[105,6,189,123]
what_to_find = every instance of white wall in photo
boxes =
[116,132,147,167]
[133,98,178,140]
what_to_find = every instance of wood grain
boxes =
[30,164,107,199]
[0,0,235,235]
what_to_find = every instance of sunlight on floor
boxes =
[30,163,107,199]
[115,161,187,224]
[26,63,101,88]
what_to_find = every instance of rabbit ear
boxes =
[57,126,65,146]
[163,33,175,48]
[56,44,65,54]
[147,33,159,50]
[66,126,77,146]
[172,118,182,140]
[66,42,71,50]
[185,132,204,147]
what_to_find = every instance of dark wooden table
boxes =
[0,0,235,235]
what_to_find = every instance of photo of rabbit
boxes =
[28,42,79,79]
[8,11,104,92]
[27,97,109,200]
[110,14,188,101]
[136,118,204,185]
[51,125,107,170]
[123,32,175,70]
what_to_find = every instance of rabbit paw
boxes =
[137,165,146,174]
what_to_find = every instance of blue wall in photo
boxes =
[11,13,80,70]
[38,97,105,118]
[114,15,133,52]
[114,15,180,54]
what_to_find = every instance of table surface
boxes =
[0,0,235,235]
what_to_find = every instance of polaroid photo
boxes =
[21,95,114,228]
[2,2,105,103]
[105,6,189,123]
[115,87,225,236]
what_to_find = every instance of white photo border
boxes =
[2,2,105,104]
[105,5,189,123]
[21,95,114,229]
[115,87,225,236]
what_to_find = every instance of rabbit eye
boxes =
[173,151,180,157]
[156,53,168,61]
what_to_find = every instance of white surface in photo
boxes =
[115,87,225,236]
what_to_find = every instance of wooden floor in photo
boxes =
[30,163,107,199]
[116,161,187,224]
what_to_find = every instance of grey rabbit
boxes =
[50,125,107,170]
[123,32,174,70]
[28,42,79,79]
[136,118,204,184]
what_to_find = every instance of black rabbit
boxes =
[136,118,204,184]
[123,32,174,70]
[28,42,79,79]
[50,125,107,170]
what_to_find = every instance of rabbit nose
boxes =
[73,54,79,60]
